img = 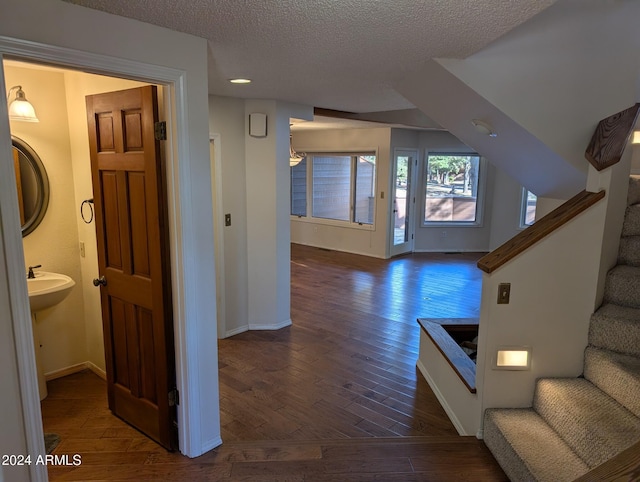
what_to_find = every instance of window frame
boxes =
[519,187,537,228]
[290,150,378,231]
[421,152,487,227]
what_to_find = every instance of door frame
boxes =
[389,148,418,257]
[0,36,220,472]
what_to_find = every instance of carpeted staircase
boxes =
[483,177,640,482]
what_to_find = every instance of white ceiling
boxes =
[63,0,557,114]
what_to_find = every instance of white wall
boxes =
[0,0,220,463]
[208,95,249,337]
[292,127,527,255]
[4,65,87,375]
[488,167,526,250]
[291,127,392,258]
[477,196,608,413]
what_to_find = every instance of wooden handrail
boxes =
[478,189,605,274]
[585,103,640,171]
[573,440,640,481]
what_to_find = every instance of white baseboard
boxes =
[45,361,106,381]
[201,436,223,454]
[249,318,292,331]
[413,248,489,254]
[86,361,106,380]
[416,359,469,436]
[223,325,249,338]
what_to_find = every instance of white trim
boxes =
[422,153,487,228]
[44,361,106,381]
[225,325,249,338]
[290,242,387,260]
[0,36,212,459]
[413,248,489,254]
[249,318,292,331]
[0,57,47,482]
[389,148,419,257]
[416,359,470,436]
[86,361,107,380]
[209,134,226,339]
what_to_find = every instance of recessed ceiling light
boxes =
[229,78,251,84]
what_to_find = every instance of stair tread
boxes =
[590,304,640,356]
[618,236,640,267]
[622,204,640,237]
[484,408,588,482]
[533,378,640,468]
[584,346,640,418]
[604,265,640,308]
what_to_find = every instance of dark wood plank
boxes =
[41,246,509,480]
[417,318,477,392]
[574,440,640,482]
[585,103,640,171]
[477,189,606,273]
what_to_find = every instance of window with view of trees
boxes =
[424,154,482,224]
[291,153,376,226]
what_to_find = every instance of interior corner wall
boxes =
[208,95,249,336]
[488,166,525,250]
[244,100,292,329]
[290,127,391,258]
[4,64,88,375]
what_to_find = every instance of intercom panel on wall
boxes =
[249,113,267,137]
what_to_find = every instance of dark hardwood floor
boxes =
[43,244,506,481]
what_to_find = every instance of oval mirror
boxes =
[12,135,50,237]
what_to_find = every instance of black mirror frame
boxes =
[12,135,50,237]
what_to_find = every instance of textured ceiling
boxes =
[63,0,557,113]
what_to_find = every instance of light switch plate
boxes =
[497,283,511,304]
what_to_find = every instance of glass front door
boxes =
[390,150,416,256]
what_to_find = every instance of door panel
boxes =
[86,85,176,450]
[389,149,417,257]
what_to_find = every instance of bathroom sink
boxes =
[27,272,75,312]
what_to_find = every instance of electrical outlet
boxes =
[497,283,511,304]
[79,241,85,258]
[225,213,231,226]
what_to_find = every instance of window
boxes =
[520,188,537,227]
[291,157,307,217]
[291,153,376,226]
[424,153,483,225]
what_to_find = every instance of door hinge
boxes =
[154,121,167,141]
[168,387,179,407]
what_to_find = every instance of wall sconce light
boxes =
[632,131,640,145]
[471,119,496,138]
[494,346,531,370]
[7,85,39,122]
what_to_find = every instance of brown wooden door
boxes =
[86,86,177,450]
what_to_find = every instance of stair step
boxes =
[483,408,588,482]
[589,304,640,356]
[618,236,640,267]
[584,347,640,418]
[533,378,640,468]
[604,265,640,308]
[622,205,640,236]
[628,176,640,206]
